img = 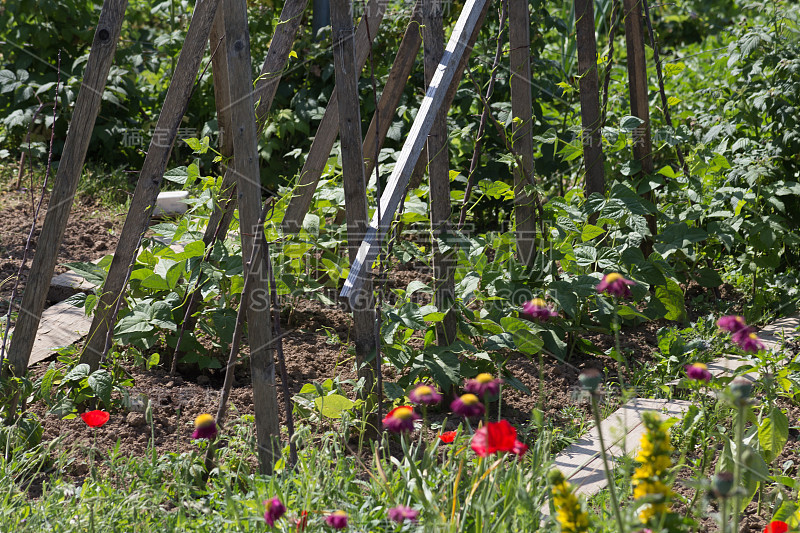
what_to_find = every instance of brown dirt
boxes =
[0,188,122,319]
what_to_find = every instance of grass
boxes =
[0,412,557,532]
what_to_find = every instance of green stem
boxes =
[613,299,630,387]
[733,403,745,529]
[720,496,729,533]
[591,392,625,533]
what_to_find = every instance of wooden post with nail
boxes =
[330,0,378,399]
[223,0,281,473]
[5,0,129,377]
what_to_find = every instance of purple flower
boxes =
[522,298,558,321]
[325,510,348,529]
[263,497,286,527]
[408,384,442,406]
[464,373,502,399]
[451,393,485,418]
[382,406,419,433]
[192,413,218,440]
[595,272,635,299]
[732,328,764,353]
[686,363,712,382]
[388,505,419,524]
[717,315,748,333]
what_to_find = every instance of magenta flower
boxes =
[732,328,764,353]
[686,363,712,382]
[522,298,558,321]
[382,406,419,433]
[717,315,748,333]
[408,383,442,406]
[325,510,348,529]
[451,393,485,418]
[388,505,419,524]
[192,413,218,440]
[464,373,502,399]
[596,272,635,299]
[263,497,286,527]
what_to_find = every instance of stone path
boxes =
[549,313,800,500]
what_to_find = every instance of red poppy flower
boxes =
[470,420,517,457]
[764,521,789,533]
[80,410,110,428]
[438,431,457,444]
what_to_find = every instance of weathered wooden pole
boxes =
[422,0,457,345]
[283,0,490,234]
[175,0,308,363]
[361,2,423,178]
[79,0,222,369]
[4,0,128,377]
[340,0,489,302]
[280,0,387,233]
[575,0,606,197]
[623,0,656,245]
[223,0,282,474]
[508,0,538,267]
[330,0,377,394]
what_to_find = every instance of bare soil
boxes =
[0,188,122,319]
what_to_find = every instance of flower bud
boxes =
[578,369,603,392]
[712,472,734,497]
[729,378,753,405]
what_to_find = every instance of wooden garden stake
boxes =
[575,0,606,198]
[623,0,657,247]
[509,0,538,266]
[422,0,457,345]
[175,0,307,365]
[280,0,389,234]
[341,0,489,303]
[283,0,490,234]
[210,202,271,473]
[171,8,235,370]
[5,0,128,377]
[223,0,281,474]
[361,1,422,178]
[79,0,221,370]
[330,0,378,394]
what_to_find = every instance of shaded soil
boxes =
[0,188,122,320]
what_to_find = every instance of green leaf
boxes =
[383,382,405,401]
[302,213,320,236]
[140,274,171,291]
[49,397,75,418]
[313,394,354,419]
[620,115,644,132]
[513,330,544,355]
[63,363,91,383]
[694,267,723,288]
[423,350,461,388]
[164,166,188,184]
[65,262,107,286]
[758,407,789,463]
[581,224,605,242]
[655,279,686,321]
[88,370,114,406]
[406,280,432,296]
